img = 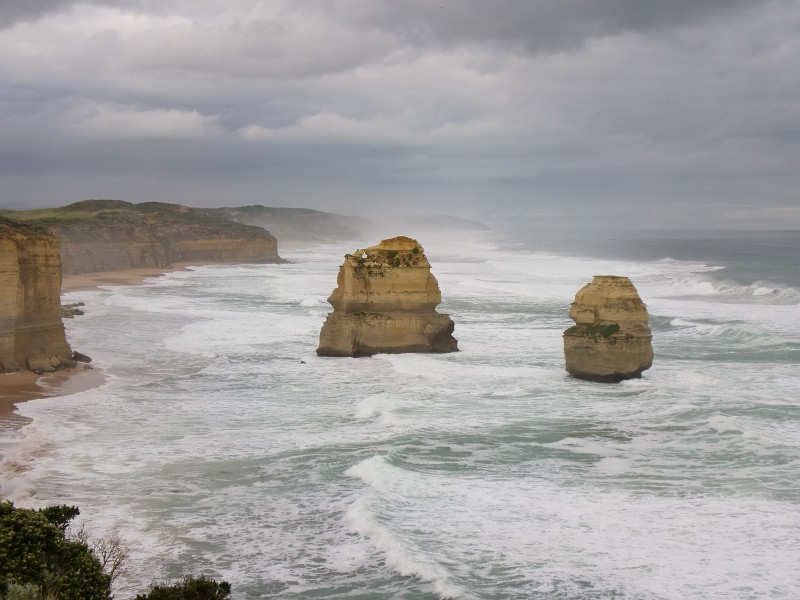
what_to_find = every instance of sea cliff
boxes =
[0,218,74,373]
[5,200,282,276]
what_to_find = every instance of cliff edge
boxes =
[317,236,458,357]
[5,200,282,276]
[1,218,75,373]
[563,275,653,382]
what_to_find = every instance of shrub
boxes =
[565,323,620,337]
[134,575,232,600]
[0,502,111,600]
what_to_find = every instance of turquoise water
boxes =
[1,232,799,599]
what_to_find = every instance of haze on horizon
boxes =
[1,0,798,229]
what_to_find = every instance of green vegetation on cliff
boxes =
[4,200,273,243]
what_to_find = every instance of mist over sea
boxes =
[2,229,799,599]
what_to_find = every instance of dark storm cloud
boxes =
[318,0,765,53]
[0,0,798,227]
[0,0,74,27]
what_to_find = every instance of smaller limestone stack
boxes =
[1,218,75,373]
[317,236,458,357]
[563,275,653,382]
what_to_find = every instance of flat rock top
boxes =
[365,236,424,252]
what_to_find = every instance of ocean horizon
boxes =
[1,229,799,599]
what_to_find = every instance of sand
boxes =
[0,365,105,427]
[61,264,195,292]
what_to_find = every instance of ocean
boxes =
[1,229,799,599]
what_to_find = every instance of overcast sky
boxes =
[1,0,798,228]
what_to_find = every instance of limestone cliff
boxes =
[6,200,282,275]
[317,236,458,357]
[1,218,74,373]
[563,275,653,382]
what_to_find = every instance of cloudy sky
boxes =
[1,0,798,228]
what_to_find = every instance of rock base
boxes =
[564,333,653,382]
[317,312,457,357]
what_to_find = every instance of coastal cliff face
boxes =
[317,236,458,356]
[1,218,74,373]
[563,275,653,382]
[6,200,281,276]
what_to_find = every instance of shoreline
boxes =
[4,259,285,428]
[0,364,105,426]
[61,262,207,292]
[2,263,191,419]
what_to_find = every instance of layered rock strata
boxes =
[563,275,653,382]
[5,200,282,276]
[1,218,75,373]
[317,236,458,357]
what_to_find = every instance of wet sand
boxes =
[62,264,196,292]
[0,366,105,429]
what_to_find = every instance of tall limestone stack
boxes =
[563,275,653,382]
[317,236,458,357]
[1,218,75,373]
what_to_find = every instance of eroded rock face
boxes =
[563,275,653,382]
[5,200,282,276]
[317,236,458,357]
[1,218,74,373]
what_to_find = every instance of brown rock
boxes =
[563,275,653,382]
[317,236,458,356]
[1,218,75,373]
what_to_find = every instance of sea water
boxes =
[1,230,799,599]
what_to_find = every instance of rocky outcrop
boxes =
[317,236,458,357]
[5,200,282,276]
[563,275,653,382]
[1,218,75,373]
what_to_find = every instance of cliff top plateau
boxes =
[4,200,275,243]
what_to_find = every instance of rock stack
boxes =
[317,236,458,357]
[563,275,653,382]
[1,218,76,373]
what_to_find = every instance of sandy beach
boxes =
[61,264,198,292]
[0,365,104,427]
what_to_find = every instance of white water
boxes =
[2,237,799,599]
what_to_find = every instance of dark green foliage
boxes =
[0,502,111,600]
[37,507,80,533]
[565,323,621,337]
[134,575,231,600]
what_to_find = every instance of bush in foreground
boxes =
[134,575,231,600]
[0,502,110,600]
[1,502,230,600]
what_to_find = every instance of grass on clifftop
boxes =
[3,200,273,241]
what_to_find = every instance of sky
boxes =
[0,0,798,228]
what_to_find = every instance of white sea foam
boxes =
[2,236,798,599]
